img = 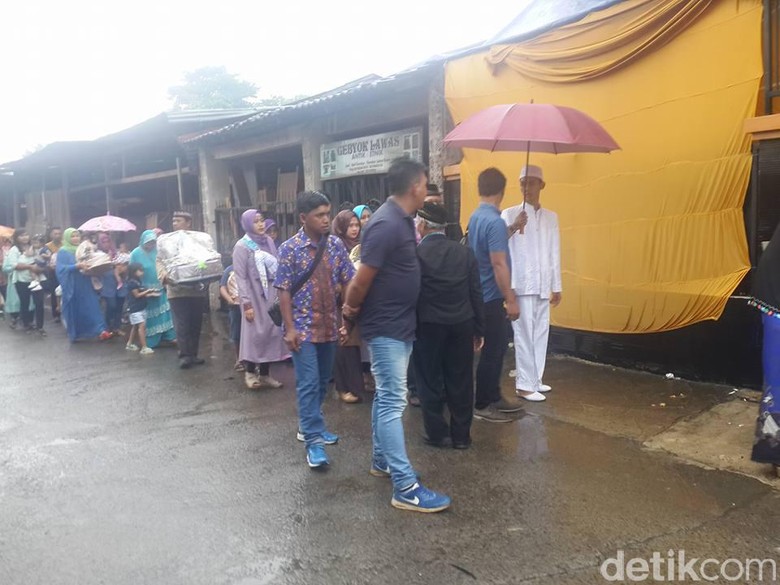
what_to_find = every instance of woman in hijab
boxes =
[263,218,281,248]
[750,223,780,474]
[129,230,176,348]
[97,232,125,335]
[56,228,111,342]
[232,209,289,389]
[332,210,364,403]
[353,205,372,228]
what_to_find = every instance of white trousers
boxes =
[512,294,550,392]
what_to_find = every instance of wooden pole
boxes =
[176,156,184,208]
[12,175,20,227]
[61,166,71,228]
[103,161,111,214]
[41,173,47,226]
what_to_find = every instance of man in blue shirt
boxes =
[343,158,450,514]
[467,168,524,423]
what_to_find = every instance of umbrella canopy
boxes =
[0,225,13,239]
[443,103,620,153]
[78,214,136,233]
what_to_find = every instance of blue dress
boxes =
[55,249,107,342]
[129,234,176,348]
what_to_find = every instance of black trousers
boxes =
[475,299,508,409]
[334,345,364,394]
[169,296,207,359]
[44,273,60,318]
[413,320,475,444]
[15,283,44,330]
[103,296,124,332]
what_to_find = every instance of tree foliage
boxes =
[168,66,258,110]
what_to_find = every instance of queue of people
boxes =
[0,157,567,515]
[0,225,175,347]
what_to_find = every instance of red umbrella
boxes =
[443,103,620,154]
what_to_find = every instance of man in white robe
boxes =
[501,165,562,402]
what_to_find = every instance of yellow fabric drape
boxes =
[446,0,762,334]
[486,0,714,83]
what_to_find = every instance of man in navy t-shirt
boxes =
[467,168,524,423]
[343,158,450,514]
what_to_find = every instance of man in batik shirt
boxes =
[275,191,355,469]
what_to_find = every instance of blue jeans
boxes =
[291,341,336,447]
[368,337,417,490]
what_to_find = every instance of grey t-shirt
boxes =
[359,199,420,342]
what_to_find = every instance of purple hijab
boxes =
[241,209,274,252]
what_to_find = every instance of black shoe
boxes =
[452,439,472,450]
[191,357,205,365]
[179,357,193,369]
[37,329,46,337]
[422,435,450,448]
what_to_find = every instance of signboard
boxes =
[320,127,423,180]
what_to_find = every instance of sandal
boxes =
[339,391,362,404]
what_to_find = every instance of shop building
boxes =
[185,64,461,253]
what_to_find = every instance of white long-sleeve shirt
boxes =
[501,205,562,299]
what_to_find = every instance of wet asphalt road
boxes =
[1,314,779,585]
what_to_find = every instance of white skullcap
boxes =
[520,164,544,181]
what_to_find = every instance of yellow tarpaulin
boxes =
[445,0,762,333]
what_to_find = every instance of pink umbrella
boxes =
[443,103,620,154]
[444,102,620,217]
[78,214,136,232]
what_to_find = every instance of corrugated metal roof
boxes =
[183,66,438,146]
[0,109,257,171]
[488,0,627,45]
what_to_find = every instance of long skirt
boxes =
[752,314,780,465]
[334,345,365,395]
[144,290,176,348]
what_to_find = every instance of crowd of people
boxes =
[0,157,568,514]
[4,152,779,513]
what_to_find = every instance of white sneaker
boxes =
[139,347,154,355]
[538,384,552,393]
[125,343,140,351]
[516,390,547,402]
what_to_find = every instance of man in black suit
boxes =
[413,202,485,449]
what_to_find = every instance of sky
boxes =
[0,0,531,164]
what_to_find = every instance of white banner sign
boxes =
[320,127,423,180]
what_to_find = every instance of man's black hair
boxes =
[296,190,331,215]
[48,226,62,238]
[339,200,355,211]
[387,157,427,196]
[478,168,507,197]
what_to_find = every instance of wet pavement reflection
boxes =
[1,315,778,584]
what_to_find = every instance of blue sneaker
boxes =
[369,459,390,478]
[297,430,339,445]
[391,483,451,513]
[306,444,330,468]
[370,459,422,481]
